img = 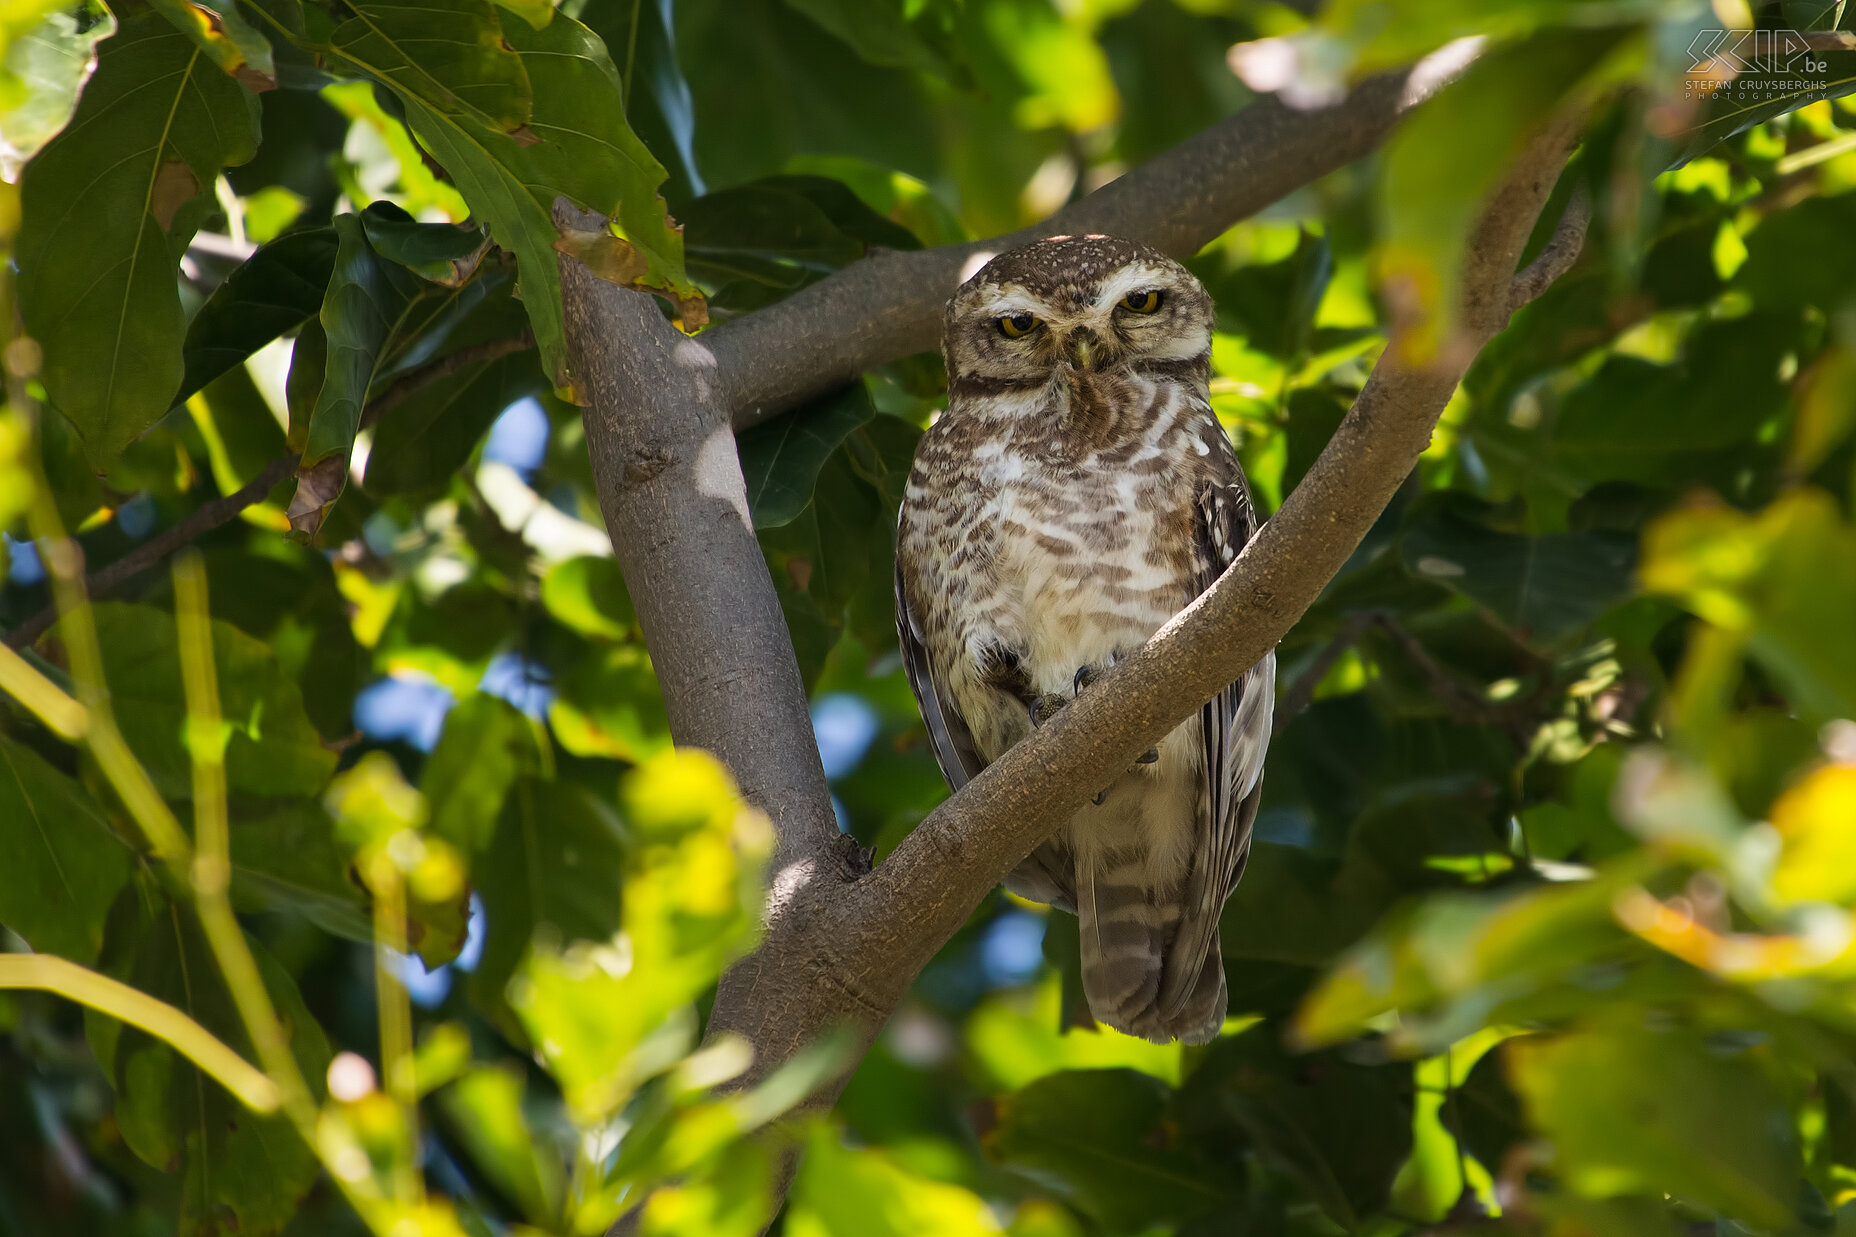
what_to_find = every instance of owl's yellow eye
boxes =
[997,313,1039,338]
[1121,290,1164,314]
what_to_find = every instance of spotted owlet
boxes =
[894,234,1275,1045]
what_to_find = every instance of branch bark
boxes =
[710,65,1449,429]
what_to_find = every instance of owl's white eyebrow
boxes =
[978,296,1044,318]
[1093,265,1169,309]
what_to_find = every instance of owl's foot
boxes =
[1066,663,1157,783]
[1028,693,1067,728]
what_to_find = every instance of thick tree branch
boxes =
[710,64,1457,429]
[553,201,842,872]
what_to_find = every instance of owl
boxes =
[895,234,1275,1045]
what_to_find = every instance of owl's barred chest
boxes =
[915,405,1215,700]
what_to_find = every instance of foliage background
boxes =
[5,0,1856,1235]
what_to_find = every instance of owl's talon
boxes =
[1073,664,1103,696]
[1135,747,1159,765]
[1091,788,1109,806]
[1029,693,1067,727]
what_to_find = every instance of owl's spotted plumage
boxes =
[895,235,1274,1044]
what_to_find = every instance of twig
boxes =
[1274,609,1379,728]
[5,330,536,649]
[5,456,296,649]
[358,329,535,430]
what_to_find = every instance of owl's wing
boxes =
[895,559,989,792]
[1158,464,1276,1023]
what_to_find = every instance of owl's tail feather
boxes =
[1076,855,1225,1045]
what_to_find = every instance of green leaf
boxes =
[470,776,629,1026]
[89,885,329,1235]
[303,212,398,467]
[1508,1023,1799,1228]
[548,644,672,762]
[1738,192,1856,314]
[1199,1026,1412,1230]
[49,602,337,801]
[0,735,133,963]
[359,198,488,280]
[679,177,912,308]
[389,12,698,390]
[786,1123,997,1237]
[736,382,877,528]
[1377,28,1625,359]
[16,11,258,466]
[178,226,340,406]
[983,1068,1228,1232]
[421,693,537,854]
[328,0,532,133]
[227,799,370,945]
[540,555,636,641]
[438,1065,565,1227]
[0,3,115,177]
[1400,497,1637,644]
[1542,311,1801,487]
[1642,487,1856,721]
[781,0,957,80]
[507,752,769,1122]
[362,344,545,497]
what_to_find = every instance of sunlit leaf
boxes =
[16,12,258,465]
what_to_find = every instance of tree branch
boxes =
[3,456,296,650]
[553,201,842,874]
[710,66,1447,430]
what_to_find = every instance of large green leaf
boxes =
[47,602,337,801]
[328,0,532,132]
[178,226,339,405]
[737,382,877,528]
[385,12,697,391]
[1508,1024,1799,1228]
[782,0,959,80]
[983,1069,1230,1232]
[87,884,329,1236]
[148,0,274,84]
[1643,488,1856,722]
[227,799,370,945]
[16,12,258,466]
[1400,497,1637,644]
[0,735,133,963]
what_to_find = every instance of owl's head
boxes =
[942,234,1213,396]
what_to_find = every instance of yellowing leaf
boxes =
[1770,764,1856,905]
[787,1125,1002,1237]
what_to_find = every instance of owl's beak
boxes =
[1067,330,1103,372]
